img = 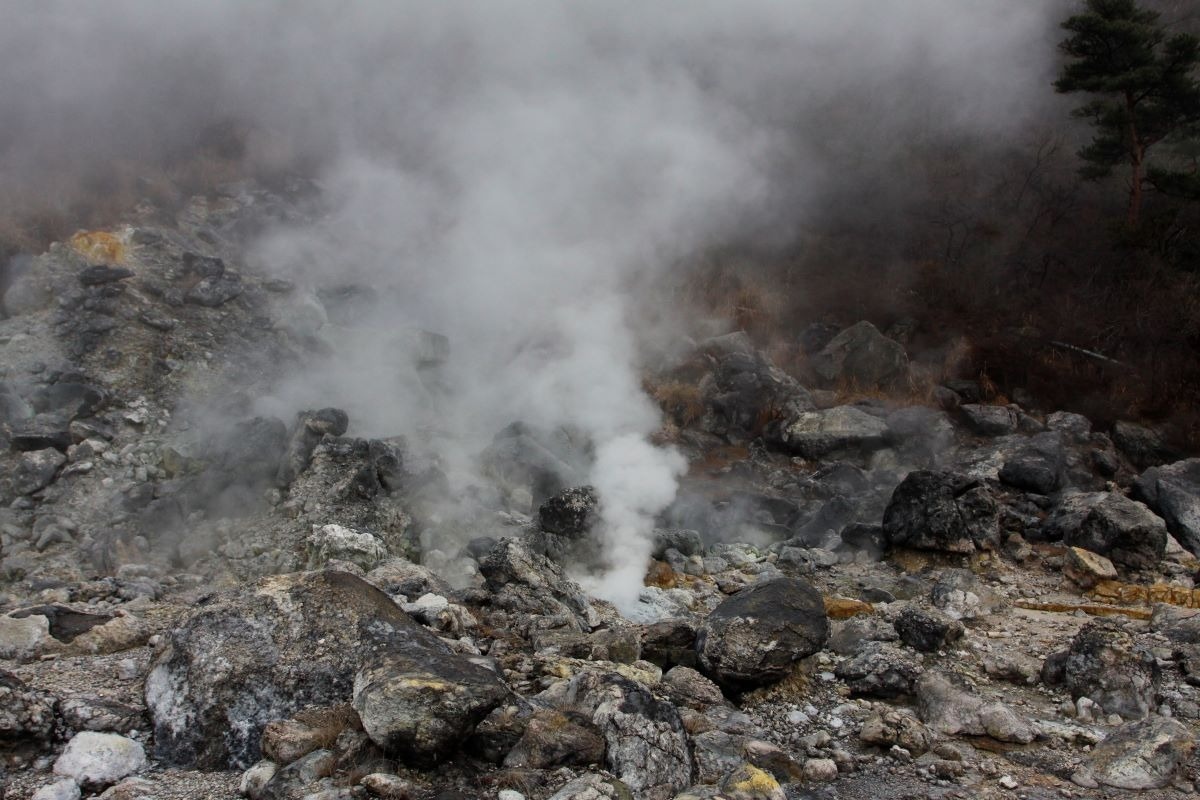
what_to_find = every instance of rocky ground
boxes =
[1,183,1198,799]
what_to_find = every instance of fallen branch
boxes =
[1047,340,1129,369]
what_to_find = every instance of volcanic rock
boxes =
[1059,620,1160,720]
[959,404,1020,437]
[1040,492,1166,569]
[52,732,146,789]
[892,605,964,653]
[11,448,67,495]
[811,321,908,389]
[834,642,922,698]
[882,470,999,553]
[914,672,1034,743]
[1132,457,1200,557]
[1072,716,1195,790]
[144,569,508,769]
[696,577,829,690]
[567,671,692,800]
[777,406,889,460]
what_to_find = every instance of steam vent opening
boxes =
[2,2,1200,798]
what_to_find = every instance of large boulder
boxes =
[811,321,908,389]
[704,350,814,441]
[696,577,829,690]
[882,471,999,553]
[566,671,692,800]
[834,642,922,698]
[276,408,350,487]
[998,432,1065,495]
[144,569,508,769]
[1040,492,1166,570]
[959,404,1020,437]
[776,406,889,460]
[1059,620,1160,720]
[1133,458,1200,557]
[914,672,1034,743]
[478,538,600,635]
[538,485,598,537]
[1112,421,1175,470]
[1072,716,1195,790]
[0,669,57,746]
[52,732,146,790]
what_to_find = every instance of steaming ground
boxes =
[1,0,1065,606]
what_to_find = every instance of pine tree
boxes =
[1055,0,1200,226]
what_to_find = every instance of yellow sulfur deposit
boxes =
[70,230,126,265]
[1087,580,1200,609]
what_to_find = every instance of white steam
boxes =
[581,435,688,611]
[2,1,1070,609]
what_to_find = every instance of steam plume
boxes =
[2,1,1067,610]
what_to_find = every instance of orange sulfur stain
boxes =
[70,230,126,265]
[824,596,875,619]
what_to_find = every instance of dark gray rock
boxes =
[537,486,598,537]
[959,404,1020,436]
[78,266,133,286]
[9,415,72,452]
[1133,458,1200,557]
[651,529,703,559]
[838,523,885,560]
[185,273,243,307]
[834,642,922,698]
[33,382,107,420]
[1046,411,1092,440]
[828,615,899,656]
[10,449,66,495]
[353,634,508,765]
[144,570,508,769]
[811,321,908,389]
[1040,492,1166,569]
[661,666,726,710]
[998,432,1065,495]
[882,471,999,554]
[641,619,700,671]
[276,408,350,487]
[696,577,829,691]
[893,606,964,653]
[478,538,599,635]
[0,669,57,746]
[1061,620,1160,720]
[777,406,889,460]
[706,351,814,442]
[1112,421,1175,470]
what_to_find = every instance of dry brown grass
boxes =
[647,378,705,427]
[292,704,363,748]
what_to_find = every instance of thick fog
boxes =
[1,1,1068,609]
